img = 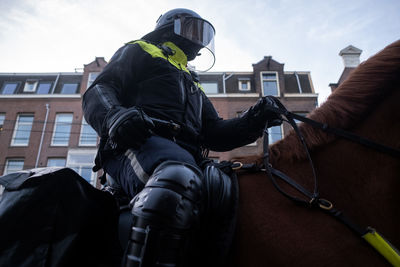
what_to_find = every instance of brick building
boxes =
[0,55,317,189]
[0,58,106,188]
[202,56,318,160]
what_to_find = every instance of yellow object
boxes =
[363,228,400,267]
[128,40,189,73]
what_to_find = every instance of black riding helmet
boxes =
[142,8,216,71]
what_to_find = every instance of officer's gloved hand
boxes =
[245,96,283,128]
[107,106,155,149]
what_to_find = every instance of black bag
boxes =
[0,167,122,267]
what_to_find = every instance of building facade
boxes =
[0,58,106,188]
[0,55,317,189]
[201,56,318,160]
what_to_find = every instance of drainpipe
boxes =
[50,73,60,94]
[35,103,50,168]
[222,73,233,94]
[294,72,303,93]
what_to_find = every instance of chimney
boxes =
[339,45,362,68]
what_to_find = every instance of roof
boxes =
[339,45,362,56]
[284,72,313,93]
[0,73,82,95]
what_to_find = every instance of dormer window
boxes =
[23,80,38,92]
[200,82,218,95]
[36,82,52,94]
[1,82,19,94]
[261,72,279,96]
[87,72,100,88]
[61,83,79,94]
[238,78,251,91]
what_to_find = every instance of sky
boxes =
[0,0,399,104]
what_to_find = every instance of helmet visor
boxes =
[174,16,216,71]
[174,16,215,47]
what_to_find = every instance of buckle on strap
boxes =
[317,198,334,211]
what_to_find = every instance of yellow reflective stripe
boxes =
[162,41,188,67]
[195,82,204,92]
[134,40,167,60]
[127,40,189,73]
[363,230,400,266]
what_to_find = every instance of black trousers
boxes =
[103,135,198,199]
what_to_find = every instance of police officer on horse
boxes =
[82,8,281,266]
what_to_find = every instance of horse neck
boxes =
[274,85,400,240]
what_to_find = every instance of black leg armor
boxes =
[123,161,203,267]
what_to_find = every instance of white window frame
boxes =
[268,125,283,144]
[238,79,251,91]
[11,114,34,146]
[79,117,98,146]
[51,113,73,146]
[87,72,100,88]
[0,113,5,131]
[4,158,24,175]
[23,80,38,92]
[66,149,97,186]
[260,71,280,97]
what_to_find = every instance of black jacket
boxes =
[82,40,263,165]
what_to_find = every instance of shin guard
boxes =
[123,161,203,267]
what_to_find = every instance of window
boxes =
[268,125,283,144]
[1,82,19,94]
[200,82,218,94]
[61,83,78,94]
[47,158,66,167]
[238,79,251,91]
[0,113,5,132]
[87,72,100,88]
[67,150,97,186]
[11,114,34,146]
[23,80,38,92]
[79,117,97,146]
[51,113,73,146]
[4,159,24,175]
[261,72,279,96]
[36,82,52,94]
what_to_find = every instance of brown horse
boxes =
[231,40,400,266]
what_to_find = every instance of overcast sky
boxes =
[1,0,399,104]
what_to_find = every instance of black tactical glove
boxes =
[107,107,155,149]
[244,96,283,128]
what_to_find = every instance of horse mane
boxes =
[254,39,400,165]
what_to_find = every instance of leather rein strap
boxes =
[264,103,400,158]
[259,99,400,266]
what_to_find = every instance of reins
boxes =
[237,98,400,266]
[265,102,400,158]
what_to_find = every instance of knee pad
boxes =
[131,161,203,229]
[123,161,203,266]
